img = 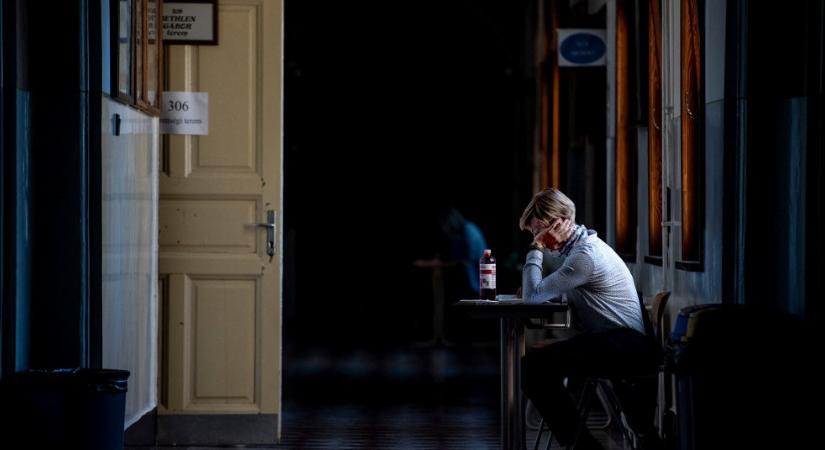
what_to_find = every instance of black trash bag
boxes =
[671,305,814,450]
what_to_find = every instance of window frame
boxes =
[615,0,640,261]
[645,0,664,265]
[675,0,705,271]
[136,0,163,115]
[111,0,135,105]
[110,0,163,116]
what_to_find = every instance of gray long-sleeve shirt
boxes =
[522,228,644,334]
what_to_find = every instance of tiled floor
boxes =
[274,344,501,449]
[133,344,628,449]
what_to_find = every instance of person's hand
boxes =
[548,218,574,245]
[530,218,555,250]
[534,218,574,251]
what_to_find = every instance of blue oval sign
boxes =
[560,32,606,65]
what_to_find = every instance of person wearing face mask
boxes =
[518,188,658,450]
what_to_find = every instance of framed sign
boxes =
[162,0,218,45]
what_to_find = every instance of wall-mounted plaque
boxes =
[162,0,217,45]
[557,29,607,67]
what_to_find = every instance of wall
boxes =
[100,98,158,428]
[626,0,726,322]
[2,0,94,371]
[1,90,32,373]
[1,0,158,413]
[665,0,725,313]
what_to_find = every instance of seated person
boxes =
[518,188,658,450]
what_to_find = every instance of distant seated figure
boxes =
[436,207,487,295]
[412,207,489,345]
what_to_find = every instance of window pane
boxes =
[147,0,159,106]
[118,0,132,96]
[648,0,663,258]
[680,0,703,264]
[135,0,144,101]
[615,0,637,259]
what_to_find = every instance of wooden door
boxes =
[158,0,282,443]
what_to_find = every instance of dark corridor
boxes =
[283,0,536,348]
[280,4,536,446]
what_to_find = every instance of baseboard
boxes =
[157,413,279,446]
[125,409,157,447]
[125,408,279,446]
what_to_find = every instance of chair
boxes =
[532,291,671,450]
[649,292,673,442]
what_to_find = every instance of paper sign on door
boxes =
[160,91,209,135]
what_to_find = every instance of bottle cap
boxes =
[483,249,491,255]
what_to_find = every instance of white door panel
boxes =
[158,0,282,437]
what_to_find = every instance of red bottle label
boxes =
[479,264,496,289]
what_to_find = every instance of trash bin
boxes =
[2,368,129,449]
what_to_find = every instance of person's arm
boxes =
[522,250,593,304]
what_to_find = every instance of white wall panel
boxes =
[101,98,159,428]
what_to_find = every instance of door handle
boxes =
[256,210,276,258]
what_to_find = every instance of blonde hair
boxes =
[519,188,576,231]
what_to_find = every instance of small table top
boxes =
[453,299,569,319]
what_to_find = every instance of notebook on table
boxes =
[457,295,524,305]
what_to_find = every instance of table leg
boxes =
[431,266,445,345]
[501,318,525,450]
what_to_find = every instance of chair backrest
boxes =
[637,290,655,340]
[650,291,671,348]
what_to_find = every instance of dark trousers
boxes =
[521,328,658,446]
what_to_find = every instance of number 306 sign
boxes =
[160,91,209,135]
